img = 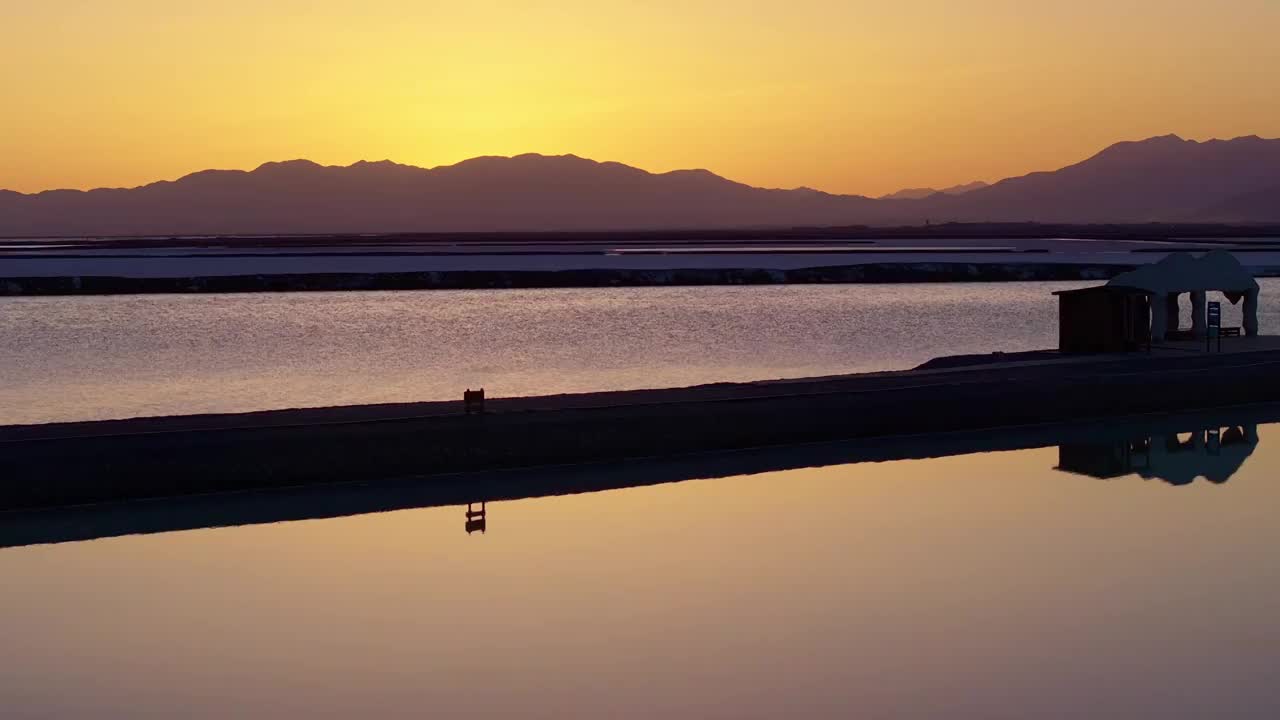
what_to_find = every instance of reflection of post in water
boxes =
[1056,424,1259,485]
[465,501,488,535]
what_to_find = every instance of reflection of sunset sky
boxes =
[1,427,1277,717]
[4,1,1278,197]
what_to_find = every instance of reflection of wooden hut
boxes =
[1056,438,1151,479]
[1054,286,1151,353]
[1054,251,1260,354]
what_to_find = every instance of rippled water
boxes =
[2,281,1276,425]
[0,408,1276,718]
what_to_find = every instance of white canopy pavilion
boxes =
[1106,250,1260,341]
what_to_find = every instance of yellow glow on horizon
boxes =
[3,1,1278,196]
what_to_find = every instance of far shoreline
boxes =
[7,222,1280,296]
[1,262,1152,296]
[5,221,1280,245]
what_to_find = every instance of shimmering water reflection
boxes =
[5,280,1278,424]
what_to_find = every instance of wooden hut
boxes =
[1054,285,1151,353]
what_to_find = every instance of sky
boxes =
[3,1,1279,197]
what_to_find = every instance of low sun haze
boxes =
[4,0,1278,196]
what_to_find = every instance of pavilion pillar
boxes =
[1166,293,1182,333]
[1191,291,1207,339]
[1244,288,1260,337]
[1246,424,1260,444]
[1150,293,1169,342]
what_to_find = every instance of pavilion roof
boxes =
[1105,250,1258,295]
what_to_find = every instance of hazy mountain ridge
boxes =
[2,136,1277,235]
[920,135,1280,223]
[880,181,989,200]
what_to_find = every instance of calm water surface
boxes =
[0,411,1276,718]
[4,281,1277,424]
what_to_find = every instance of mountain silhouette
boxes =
[2,136,1277,236]
[0,154,888,235]
[880,181,989,200]
[916,135,1280,223]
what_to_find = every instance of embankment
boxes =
[4,348,1280,511]
[2,402,1274,549]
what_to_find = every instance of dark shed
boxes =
[1053,285,1151,353]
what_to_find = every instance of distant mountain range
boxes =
[2,135,1277,236]
[880,181,989,200]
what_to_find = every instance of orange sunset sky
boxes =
[3,1,1278,197]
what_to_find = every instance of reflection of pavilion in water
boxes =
[1056,424,1259,485]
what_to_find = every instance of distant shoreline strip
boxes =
[0,262,1163,296]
